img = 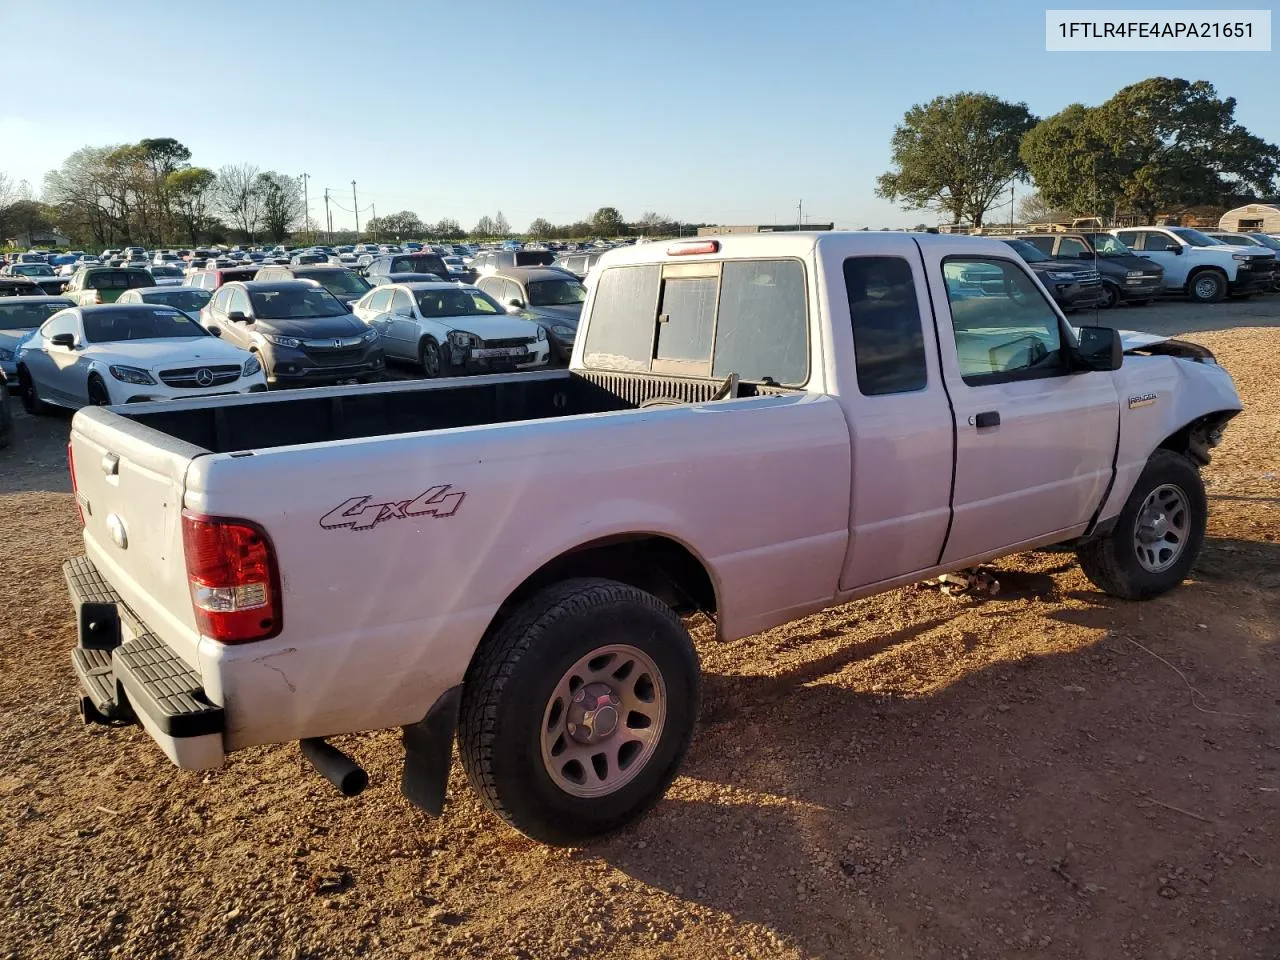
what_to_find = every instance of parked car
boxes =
[61,231,1242,847]
[439,256,475,283]
[199,280,385,388]
[551,250,609,280]
[1014,232,1164,307]
[116,286,213,319]
[361,252,450,282]
[351,282,549,376]
[187,266,260,292]
[0,295,76,385]
[148,265,187,287]
[470,249,558,277]
[0,367,11,449]
[1110,226,1276,303]
[252,264,372,307]
[1204,232,1280,291]
[64,267,156,306]
[290,252,328,266]
[15,303,266,410]
[367,272,444,287]
[475,268,586,362]
[995,239,1106,312]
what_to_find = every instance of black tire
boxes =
[1076,450,1206,601]
[459,578,700,846]
[1099,282,1120,309]
[87,375,111,406]
[419,337,443,378]
[17,367,51,416]
[1187,269,1226,304]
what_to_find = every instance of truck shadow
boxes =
[579,538,1280,958]
[0,399,74,495]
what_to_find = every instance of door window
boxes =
[390,289,414,316]
[475,277,501,298]
[366,288,392,313]
[942,257,1065,385]
[42,312,78,342]
[655,276,717,363]
[1140,231,1175,252]
[227,287,251,317]
[844,257,927,395]
[1056,237,1089,258]
[1114,231,1140,249]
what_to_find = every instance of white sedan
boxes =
[351,282,549,377]
[16,303,267,412]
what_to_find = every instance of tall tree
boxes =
[256,171,304,241]
[1022,78,1280,220]
[590,206,626,235]
[876,92,1036,227]
[527,217,553,238]
[166,167,216,244]
[493,210,510,234]
[212,163,263,240]
[433,217,463,239]
[472,215,496,237]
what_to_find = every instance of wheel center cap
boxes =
[1139,510,1169,543]
[566,682,620,744]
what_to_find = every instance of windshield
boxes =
[527,277,587,306]
[1000,239,1051,263]
[1170,228,1220,247]
[415,288,503,318]
[12,264,54,277]
[150,266,185,278]
[143,289,211,313]
[249,287,348,319]
[83,307,209,342]
[1082,233,1133,256]
[0,301,68,329]
[296,269,370,297]
[1247,233,1280,250]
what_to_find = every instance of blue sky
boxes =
[0,0,1275,231]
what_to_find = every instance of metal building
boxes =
[1217,203,1280,233]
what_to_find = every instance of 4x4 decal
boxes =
[320,485,465,531]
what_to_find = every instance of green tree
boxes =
[876,92,1036,227]
[166,167,216,244]
[256,171,304,242]
[433,218,463,239]
[590,206,627,235]
[1023,78,1280,221]
[528,217,553,238]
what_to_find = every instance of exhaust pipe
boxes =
[300,738,369,797]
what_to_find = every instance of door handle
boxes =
[972,411,1001,429]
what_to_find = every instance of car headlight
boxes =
[535,325,548,341]
[362,328,379,343]
[261,333,302,349]
[551,323,576,339]
[1232,254,1252,262]
[108,364,156,385]
[448,330,479,348]
[242,354,262,377]
[0,347,12,362]
[1045,271,1078,281]
[1126,270,1145,278]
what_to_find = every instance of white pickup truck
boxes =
[64,232,1241,845]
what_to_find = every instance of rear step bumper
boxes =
[65,556,226,770]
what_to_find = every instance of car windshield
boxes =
[1212,234,1260,246]
[1170,228,1220,247]
[443,256,464,266]
[150,266,185,278]
[296,269,370,297]
[249,287,348,319]
[0,301,69,328]
[142,289,211,313]
[1247,233,1280,250]
[82,307,210,342]
[527,278,587,306]
[415,288,502,317]
[1082,233,1133,256]
[1001,239,1052,263]
[12,264,54,277]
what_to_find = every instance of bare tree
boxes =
[213,163,263,240]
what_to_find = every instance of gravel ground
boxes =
[1,298,1277,960]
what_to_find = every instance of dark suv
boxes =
[997,239,1106,312]
[200,280,384,388]
[253,264,372,307]
[1016,232,1164,308]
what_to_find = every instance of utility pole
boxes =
[351,180,360,240]
[323,188,331,244]
[797,199,803,230]
[1009,181,1015,231]
[299,173,311,244]
[371,202,377,242]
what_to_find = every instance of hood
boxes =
[86,337,251,369]
[255,313,366,338]
[446,315,546,340]
[526,303,582,323]
[1096,253,1163,273]
[0,327,40,351]
[1025,259,1095,275]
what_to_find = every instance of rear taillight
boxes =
[90,290,102,304]
[181,511,281,643]
[67,442,84,525]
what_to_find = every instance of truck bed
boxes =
[117,368,785,453]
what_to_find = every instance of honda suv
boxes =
[253,264,372,307]
[200,280,384,388]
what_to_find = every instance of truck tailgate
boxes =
[70,408,205,673]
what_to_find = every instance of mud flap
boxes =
[401,684,462,816]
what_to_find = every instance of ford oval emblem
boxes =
[105,513,128,550]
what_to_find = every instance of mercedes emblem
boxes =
[194,368,214,387]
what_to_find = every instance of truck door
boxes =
[834,242,955,590]
[928,250,1119,565]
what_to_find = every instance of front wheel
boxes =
[87,376,112,406]
[1188,270,1226,304]
[1076,450,1206,600]
[1099,282,1119,309]
[419,337,443,378]
[459,578,700,846]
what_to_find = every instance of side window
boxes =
[844,257,926,396]
[655,275,717,363]
[1020,237,1055,256]
[210,286,230,314]
[504,279,525,305]
[1141,231,1174,252]
[1056,237,1089,258]
[942,257,1064,385]
[1114,231,1140,250]
[475,277,500,298]
[390,289,413,315]
[367,288,392,312]
[583,265,661,372]
[42,312,78,340]
[714,259,807,384]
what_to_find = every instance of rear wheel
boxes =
[1076,450,1206,600]
[17,367,51,416]
[87,375,112,406]
[1099,282,1120,309]
[419,337,443,378]
[459,578,700,845]
[1187,269,1226,304]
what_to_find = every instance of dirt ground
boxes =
[1,298,1277,960]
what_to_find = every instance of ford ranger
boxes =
[63,232,1242,845]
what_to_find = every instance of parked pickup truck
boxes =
[63,232,1242,845]
[1110,225,1276,303]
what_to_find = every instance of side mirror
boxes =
[506,297,525,310]
[50,332,77,348]
[207,326,222,337]
[1170,245,1183,256]
[228,311,252,324]
[1071,325,1122,372]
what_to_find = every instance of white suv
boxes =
[1110,226,1276,303]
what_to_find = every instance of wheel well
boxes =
[1186,265,1227,283]
[493,534,717,628]
[1159,411,1238,465]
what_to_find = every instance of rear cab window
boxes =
[583,258,808,385]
